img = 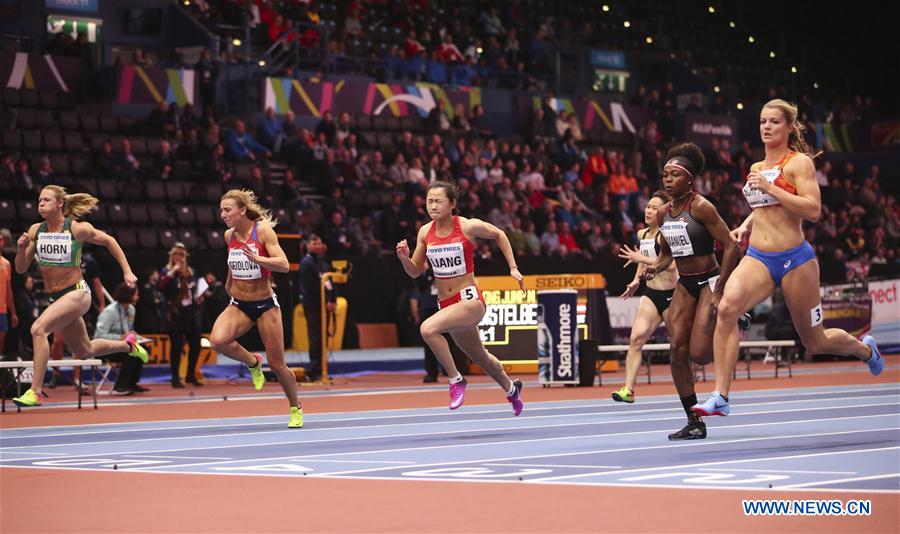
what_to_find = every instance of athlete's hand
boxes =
[620,280,639,299]
[395,239,410,259]
[240,243,261,263]
[730,225,750,244]
[17,233,30,250]
[123,271,137,288]
[510,267,524,290]
[745,171,772,194]
[642,264,658,281]
[617,243,643,267]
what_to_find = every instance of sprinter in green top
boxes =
[12,185,147,407]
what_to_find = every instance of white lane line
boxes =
[122,455,234,460]
[6,383,898,434]
[778,473,900,489]
[697,467,858,475]
[313,429,899,478]
[529,446,900,484]
[484,463,622,469]
[4,396,896,451]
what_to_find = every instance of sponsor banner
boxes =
[46,0,99,13]
[116,65,196,105]
[590,49,626,69]
[684,112,737,146]
[1,52,81,92]
[868,279,900,350]
[593,68,630,93]
[262,77,481,118]
[605,293,667,344]
[822,296,871,339]
[537,290,580,384]
[474,274,601,362]
[870,121,900,147]
[517,96,649,134]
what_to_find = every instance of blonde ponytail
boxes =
[221,189,277,229]
[43,185,99,219]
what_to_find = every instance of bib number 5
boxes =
[461,286,478,301]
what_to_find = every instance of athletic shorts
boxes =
[46,279,91,304]
[746,241,816,286]
[229,294,280,321]
[677,268,720,301]
[438,285,485,310]
[644,287,675,315]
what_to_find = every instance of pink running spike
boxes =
[449,378,467,410]
[507,379,523,416]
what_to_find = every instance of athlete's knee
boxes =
[691,351,713,366]
[30,322,50,338]
[209,333,232,353]
[716,295,742,321]
[669,346,690,366]
[629,331,650,347]
[419,321,442,340]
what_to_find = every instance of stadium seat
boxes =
[148,205,169,225]
[97,179,121,200]
[127,203,150,224]
[60,110,80,130]
[88,132,107,152]
[165,181,187,202]
[130,137,148,156]
[175,205,196,225]
[108,202,128,224]
[1,88,21,107]
[63,131,86,152]
[137,227,160,249]
[88,203,108,223]
[158,228,178,249]
[0,200,16,221]
[35,109,56,129]
[206,228,226,250]
[75,177,98,196]
[121,182,145,202]
[70,153,91,176]
[195,205,217,226]
[22,130,43,151]
[177,228,199,250]
[39,90,59,109]
[115,227,139,249]
[17,108,37,129]
[385,116,401,132]
[2,131,22,151]
[49,153,70,175]
[203,182,223,203]
[44,131,64,152]
[100,115,118,133]
[21,89,40,108]
[146,181,166,201]
[355,114,372,130]
[80,113,100,132]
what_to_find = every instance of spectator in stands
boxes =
[135,268,163,334]
[322,211,356,257]
[348,215,380,257]
[205,143,233,183]
[258,107,286,154]
[144,100,168,136]
[132,49,153,69]
[14,158,39,199]
[95,283,146,395]
[314,111,337,146]
[152,140,175,181]
[116,138,141,182]
[426,99,451,134]
[0,230,16,355]
[470,104,492,139]
[226,120,270,162]
[298,234,335,382]
[158,243,203,388]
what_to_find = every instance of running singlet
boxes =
[638,229,659,260]
[35,217,82,267]
[425,216,475,279]
[742,152,799,209]
[227,221,270,280]
[660,193,715,258]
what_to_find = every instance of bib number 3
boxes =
[810,304,823,327]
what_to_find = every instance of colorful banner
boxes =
[868,279,900,351]
[870,121,900,147]
[262,77,481,118]
[46,0,99,13]
[684,112,738,147]
[116,65,196,105]
[517,96,649,134]
[1,52,81,92]
[590,49,626,69]
[822,296,871,338]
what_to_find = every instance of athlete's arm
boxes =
[643,231,673,281]
[463,217,524,289]
[245,225,290,273]
[731,211,754,243]
[397,225,429,278]
[694,197,740,300]
[14,223,39,274]
[749,154,821,222]
[72,221,136,287]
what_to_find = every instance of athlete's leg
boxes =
[28,291,91,395]
[713,256,774,396]
[623,296,664,392]
[689,282,718,366]
[450,327,513,392]
[782,260,870,360]
[419,300,484,378]
[257,307,299,408]
[666,283,698,399]
[209,305,257,366]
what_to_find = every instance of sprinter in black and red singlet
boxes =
[396,181,525,415]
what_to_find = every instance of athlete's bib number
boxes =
[460,286,478,301]
[743,169,781,208]
[639,238,657,260]
[228,246,262,280]
[661,221,694,257]
[36,232,72,264]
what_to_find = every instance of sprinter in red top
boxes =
[396,181,525,414]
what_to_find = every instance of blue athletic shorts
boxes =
[746,241,817,286]
[0,313,7,332]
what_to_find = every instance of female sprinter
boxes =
[643,144,740,439]
[694,99,883,417]
[12,185,147,407]
[612,190,676,403]
[211,189,302,428]
[396,181,525,415]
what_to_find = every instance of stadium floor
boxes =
[1,358,898,533]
